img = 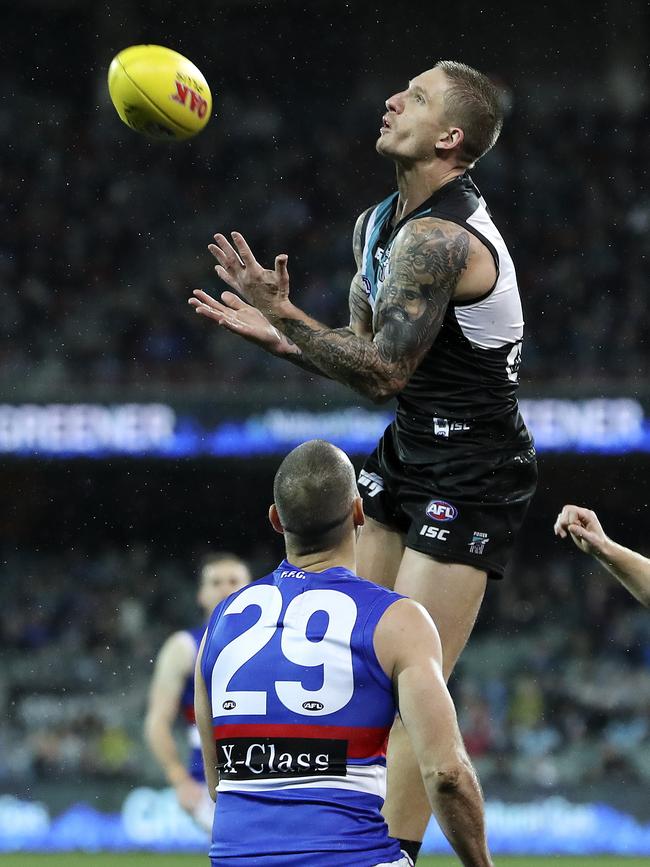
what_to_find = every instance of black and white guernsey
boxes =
[360,172,533,465]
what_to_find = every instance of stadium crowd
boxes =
[2,60,650,397]
[1,542,648,790]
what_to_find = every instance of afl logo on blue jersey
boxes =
[223,700,237,711]
[426,500,458,522]
[302,701,324,712]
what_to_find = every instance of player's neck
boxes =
[394,160,465,223]
[284,536,357,574]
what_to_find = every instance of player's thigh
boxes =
[394,548,487,679]
[357,516,405,589]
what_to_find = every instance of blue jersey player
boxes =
[144,553,250,830]
[195,440,492,866]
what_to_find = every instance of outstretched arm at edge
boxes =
[555,504,650,607]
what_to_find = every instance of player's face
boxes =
[377,67,451,163]
[197,560,250,615]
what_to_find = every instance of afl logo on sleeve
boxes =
[425,500,458,522]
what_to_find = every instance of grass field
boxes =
[2,856,648,866]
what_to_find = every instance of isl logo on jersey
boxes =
[425,500,458,522]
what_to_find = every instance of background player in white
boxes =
[555,504,650,607]
[194,440,493,867]
[144,553,250,829]
[190,60,536,857]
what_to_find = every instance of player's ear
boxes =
[436,126,464,152]
[352,496,365,529]
[269,504,285,535]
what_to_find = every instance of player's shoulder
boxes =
[376,596,442,647]
[373,597,443,680]
[390,218,473,284]
[354,205,373,231]
[357,190,397,224]
[394,214,470,247]
[335,570,406,614]
[164,628,198,649]
[352,206,374,263]
[353,193,398,248]
[157,629,198,670]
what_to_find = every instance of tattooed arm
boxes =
[275,219,469,402]
[191,210,372,379]
[282,208,373,376]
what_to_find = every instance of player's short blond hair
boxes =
[274,440,357,555]
[436,60,504,165]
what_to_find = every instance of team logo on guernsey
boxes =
[280,569,306,580]
[469,531,489,555]
[425,500,458,522]
[375,245,390,283]
[361,275,372,297]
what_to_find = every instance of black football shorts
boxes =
[358,422,538,580]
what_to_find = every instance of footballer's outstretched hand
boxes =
[207,231,292,320]
[554,504,609,557]
[189,289,300,358]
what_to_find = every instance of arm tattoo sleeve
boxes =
[285,273,371,376]
[284,344,331,376]
[349,209,373,336]
[277,219,470,402]
[283,209,373,378]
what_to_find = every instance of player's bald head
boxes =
[273,440,358,555]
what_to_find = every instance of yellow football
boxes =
[108,45,212,140]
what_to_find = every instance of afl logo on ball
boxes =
[425,500,458,522]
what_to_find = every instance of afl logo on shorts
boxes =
[425,500,458,522]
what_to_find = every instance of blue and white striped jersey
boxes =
[200,560,405,866]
